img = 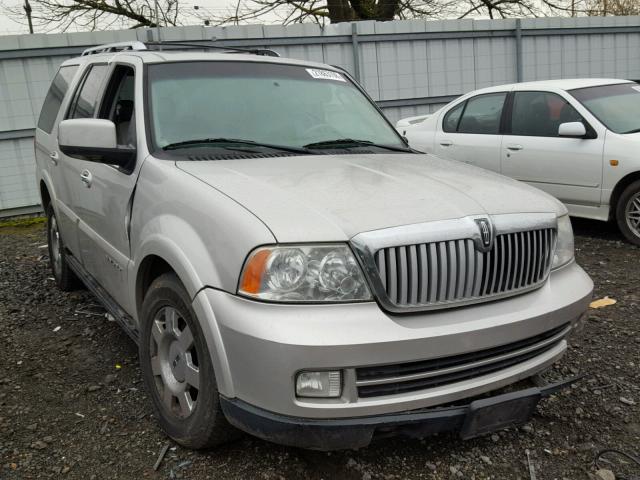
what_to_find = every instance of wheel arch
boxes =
[40,180,52,210]
[133,238,205,318]
[133,245,236,397]
[38,170,57,212]
[136,254,177,316]
[609,171,640,220]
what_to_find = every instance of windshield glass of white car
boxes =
[147,61,407,153]
[570,83,640,134]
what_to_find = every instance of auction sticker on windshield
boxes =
[306,68,346,82]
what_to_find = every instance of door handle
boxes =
[49,151,59,165]
[439,140,453,147]
[506,144,523,151]
[80,169,93,188]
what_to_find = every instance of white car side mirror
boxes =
[558,122,587,138]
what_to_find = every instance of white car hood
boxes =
[177,153,565,242]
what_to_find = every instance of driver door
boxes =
[64,63,141,310]
[501,91,604,206]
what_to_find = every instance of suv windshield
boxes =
[147,61,407,154]
[570,83,640,134]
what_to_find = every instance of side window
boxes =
[457,93,507,135]
[442,102,464,133]
[67,64,109,119]
[511,91,583,137]
[98,65,136,147]
[37,65,78,134]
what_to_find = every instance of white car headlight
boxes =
[238,244,372,302]
[552,215,575,269]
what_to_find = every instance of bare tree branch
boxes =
[2,0,632,34]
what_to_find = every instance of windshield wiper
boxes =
[303,138,412,153]
[622,128,640,134]
[162,138,313,155]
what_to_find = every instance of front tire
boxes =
[616,180,640,246]
[139,273,238,449]
[46,204,79,291]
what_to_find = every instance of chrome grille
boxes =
[356,323,570,398]
[373,228,556,309]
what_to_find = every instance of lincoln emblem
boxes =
[476,219,492,248]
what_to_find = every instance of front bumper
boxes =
[192,260,592,420]
[220,375,582,450]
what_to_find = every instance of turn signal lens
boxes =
[238,244,372,302]
[239,248,271,294]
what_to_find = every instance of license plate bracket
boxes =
[460,387,541,440]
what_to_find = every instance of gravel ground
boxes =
[0,218,638,480]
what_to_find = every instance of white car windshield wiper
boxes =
[622,128,640,134]
[304,138,413,153]
[162,138,313,155]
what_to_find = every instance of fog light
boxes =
[295,371,342,398]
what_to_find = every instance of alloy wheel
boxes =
[626,191,640,239]
[149,306,200,419]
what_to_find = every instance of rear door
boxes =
[35,64,80,254]
[501,90,604,206]
[434,92,507,172]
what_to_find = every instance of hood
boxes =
[176,153,565,242]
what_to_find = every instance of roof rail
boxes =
[80,40,279,58]
[81,41,147,56]
[145,41,280,57]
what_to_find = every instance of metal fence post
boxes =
[515,19,523,82]
[351,22,361,82]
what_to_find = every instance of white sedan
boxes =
[397,79,640,246]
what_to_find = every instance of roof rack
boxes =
[146,41,280,57]
[82,41,147,56]
[81,40,279,58]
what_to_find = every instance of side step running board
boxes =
[66,253,139,344]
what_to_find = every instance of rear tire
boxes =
[139,273,239,449]
[615,180,640,246]
[46,204,79,291]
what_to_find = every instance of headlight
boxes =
[552,215,575,269]
[238,244,373,302]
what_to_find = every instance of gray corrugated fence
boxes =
[1,16,640,216]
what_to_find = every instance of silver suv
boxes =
[35,41,593,450]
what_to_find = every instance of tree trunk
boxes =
[327,0,400,22]
[326,0,356,22]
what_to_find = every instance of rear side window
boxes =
[510,91,583,137]
[442,102,464,132]
[457,93,507,135]
[37,65,78,134]
[67,64,109,119]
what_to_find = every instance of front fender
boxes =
[129,158,275,302]
[130,216,219,301]
[128,158,275,393]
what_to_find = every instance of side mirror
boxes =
[59,119,135,167]
[558,122,587,138]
